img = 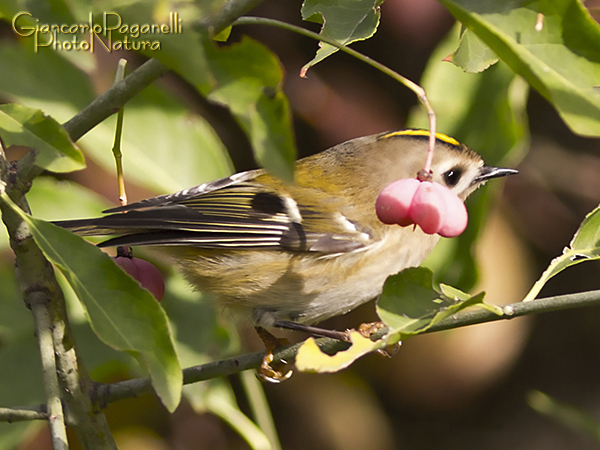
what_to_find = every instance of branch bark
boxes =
[4,289,600,422]
[0,1,268,447]
[30,293,68,450]
[0,406,48,423]
[88,289,600,406]
[0,177,118,449]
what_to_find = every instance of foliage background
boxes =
[1,0,600,449]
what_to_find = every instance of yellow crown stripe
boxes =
[381,129,460,147]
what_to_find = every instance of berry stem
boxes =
[111,59,128,207]
[111,60,133,261]
[423,112,436,176]
[417,169,432,182]
[232,16,438,179]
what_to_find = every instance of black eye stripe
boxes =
[443,167,463,187]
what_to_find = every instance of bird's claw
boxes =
[255,327,294,383]
[357,321,401,358]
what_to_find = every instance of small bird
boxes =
[55,129,517,334]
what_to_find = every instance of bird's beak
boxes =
[474,165,519,184]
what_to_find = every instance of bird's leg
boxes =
[255,326,293,383]
[273,320,351,342]
[255,321,351,382]
[275,320,398,357]
[255,321,398,382]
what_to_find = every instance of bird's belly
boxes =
[265,236,437,325]
[174,229,439,326]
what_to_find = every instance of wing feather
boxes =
[55,172,373,254]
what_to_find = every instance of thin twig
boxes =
[62,58,169,143]
[88,289,600,407]
[232,16,437,176]
[7,289,600,421]
[425,289,600,333]
[111,59,129,206]
[94,336,345,405]
[30,292,68,450]
[61,0,266,146]
[0,406,48,423]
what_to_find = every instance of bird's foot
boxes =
[357,321,400,358]
[255,327,293,383]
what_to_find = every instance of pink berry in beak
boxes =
[376,178,420,225]
[376,178,469,237]
[409,181,446,234]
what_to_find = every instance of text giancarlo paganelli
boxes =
[12,12,183,52]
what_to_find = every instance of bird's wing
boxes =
[103,169,264,213]
[55,172,373,254]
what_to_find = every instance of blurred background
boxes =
[2,0,600,449]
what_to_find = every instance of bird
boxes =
[55,129,517,336]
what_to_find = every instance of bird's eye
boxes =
[443,167,463,187]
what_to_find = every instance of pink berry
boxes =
[114,256,165,301]
[376,178,420,225]
[376,178,469,237]
[436,186,468,237]
[409,181,446,234]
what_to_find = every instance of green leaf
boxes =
[571,205,600,249]
[183,376,272,450]
[301,0,384,74]
[202,36,296,182]
[438,0,600,137]
[377,267,486,337]
[0,177,111,253]
[451,28,499,73]
[376,267,440,332]
[0,26,233,195]
[296,330,383,373]
[409,24,529,291]
[213,26,232,42]
[79,84,234,194]
[0,41,95,115]
[0,104,85,173]
[0,192,182,411]
[103,2,295,182]
[296,267,489,373]
[408,24,529,165]
[524,205,600,302]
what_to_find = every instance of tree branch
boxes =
[62,58,169,143]
[425,289,600,334]
[61,0,266,145]
[0,180,118,449]
[4,289,600,422]
[1,1,270,446]
[94,289,600,406]
[30,293,68,450]
[0,406,48,423]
